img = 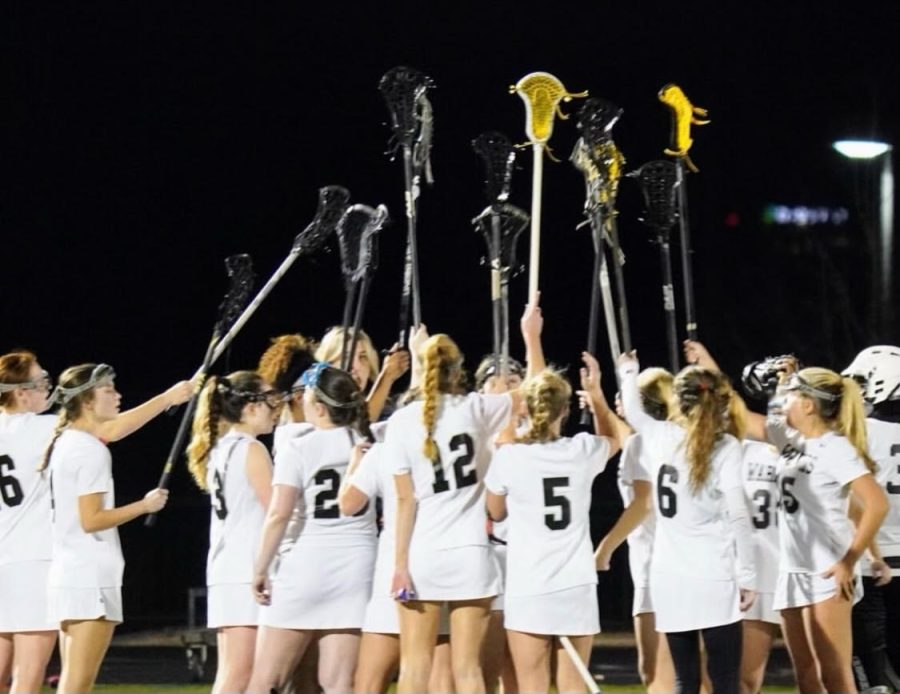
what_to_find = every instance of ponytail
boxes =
[39,410,69,472]
[516,368,571,444]
[419,335,463,462]
[839,376,875,472]
[675,367,732,494]
[186,376,222,491]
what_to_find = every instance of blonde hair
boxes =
[637,367,676,421]
[420,334,464,461]
[517,369,572,444]
[186,370,264,491]
[674,366,733,494]
[39,364,100,472]
[796,367,875,472]
[315,327,379,386]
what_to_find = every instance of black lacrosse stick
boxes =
[201,186,350,375]
[146,253,255,527]
[631,160,681,371]
[336,204,389,371]
[473,131,517,206]
[472,203,529,379]
[379,66,435,346]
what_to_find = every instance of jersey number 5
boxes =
[432,434,477,494]
[543,477,571,530]
[0,455,24,508]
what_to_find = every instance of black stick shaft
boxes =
[658,233,680,373]
[341,281,359,371]
[349,274,372,376]
[397,145,422,347]
[675,161,698,340]
[608,217,632,352]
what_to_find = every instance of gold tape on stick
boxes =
[658,83,709,172]
[510,72,588,156]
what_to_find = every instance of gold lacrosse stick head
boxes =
[658,83,710,171]
[509,72,588,145]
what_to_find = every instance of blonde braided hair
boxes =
[420,334,463,461]
[517,368,571,444]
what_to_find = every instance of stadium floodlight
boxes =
[833,139,892,159]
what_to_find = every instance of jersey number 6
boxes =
[0,455,24,508]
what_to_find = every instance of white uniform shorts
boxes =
[48,585,123,625]
[0,561,56,632]
[409,545,499,601]
[504,584,600,636]
[743,591,780,625]
[261,543,375,630]
[773,571,864,611]
[650,572,741,632]
[208,583,258,628]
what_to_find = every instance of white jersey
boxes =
[206,430,270,585]
[865,417,900,576]
[273,421,314,458]
[773,430,869,574]
[741,440,781,593]
[273,425,376,550]
[0,412,56,564]
[347,442,395,595]
[484,433,608,597]
[618,364,756,590]
[47,429,123,588]
[385,392,512,551]
[617,434,656,561]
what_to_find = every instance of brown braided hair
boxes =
[420,335,464,461]
[674,366,732,494]
[258,334,317,392]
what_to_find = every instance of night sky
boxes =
[3,2,898,626]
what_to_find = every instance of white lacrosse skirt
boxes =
[774,570,864,610]
[207,583,258,628]
[48,585,123,624]
[261,543,376,629]
[491,543,507,611]
[650,572,741,632]
[408,545,500,601]
[632,584,654,617]
[743,591,779,625]
[0,560,56,632]
[504,584,600,636]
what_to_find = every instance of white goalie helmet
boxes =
[843,345,900,405]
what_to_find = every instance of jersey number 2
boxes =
[0,455,24,508]
[432,434,477,494]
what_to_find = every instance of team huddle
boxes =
[1,301,899,694]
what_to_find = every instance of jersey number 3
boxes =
[0,455,25,509]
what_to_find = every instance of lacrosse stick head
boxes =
[379,66,435,149]
[293,185,351,255]
[472,203,530,275]
[337,204,389,284]
[472,131,517,205]
[630,160,679,232]
[574,98,626,206]
[576,97,623,145]
[215,253,255,336]
[508,71,588,145]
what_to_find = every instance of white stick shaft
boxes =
[194,252,300,380]
[528,144,543,301]
[559,636,601,694]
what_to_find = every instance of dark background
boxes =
[2,2,898,628]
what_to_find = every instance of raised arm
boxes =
[338,441,373,516]
[520,294,545,378]
[367,344,411,421]
[579,351,626,454]
[594,479,652,570]
[79,488,168,533]
[98,380,194,442]
[617,352,657,435]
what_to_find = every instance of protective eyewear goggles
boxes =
[49,364,116,406]
[0,370,53,394]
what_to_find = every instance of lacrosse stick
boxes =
[195,185,350,379]
[472,203,529,380]
[559,636,602,694]
[659,83,709,341]
[379,66,434,347]
[146,253,255,527]
[630,160,681,372]
[472,131,527,378]
[510,72,587,301]
[336,204,389,371]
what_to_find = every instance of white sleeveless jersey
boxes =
[348,442,395,594]
[775,431,869,574]
[384,392,512,551]
[864,418,900,575]
[47,429,123,588]
[0,412,57,564]
[616,434,656,556]
[273,421,314,458]
[618,364,756,589]
[273,426,376,550]
[741,439,781,593]
[206,430,270,585]
[485,433,608,597]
